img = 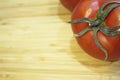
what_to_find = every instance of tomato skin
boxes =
[60,0,80,11]
[71,0,120,61]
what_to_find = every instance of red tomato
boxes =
[60,0,80,11]
[71,0,120,61]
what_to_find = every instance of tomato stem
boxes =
[93,27,108,61]
[69,1,120,61]
[74,27,92,37]
[97,1,120,20]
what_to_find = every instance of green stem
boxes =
[93,28,108,61]
[68,18,93,24]
[97,1,120,19]
[101,3,120,20]
[74,27,92,37]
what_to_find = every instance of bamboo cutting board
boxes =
[0,0,120,80]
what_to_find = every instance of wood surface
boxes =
[0,0,120,80]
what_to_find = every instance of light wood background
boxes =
[0,0,120,80]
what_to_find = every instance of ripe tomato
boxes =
[60,0,80,11]
[71,0,120,61]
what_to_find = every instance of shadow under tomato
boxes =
[69,37,120,74]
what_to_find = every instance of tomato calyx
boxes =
[69,1,120,61]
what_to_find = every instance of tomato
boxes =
[71,0,120,61]
[60,0,80,11]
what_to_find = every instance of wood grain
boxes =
[0,0,120,80]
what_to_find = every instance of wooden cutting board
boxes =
[0,0,120,80]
